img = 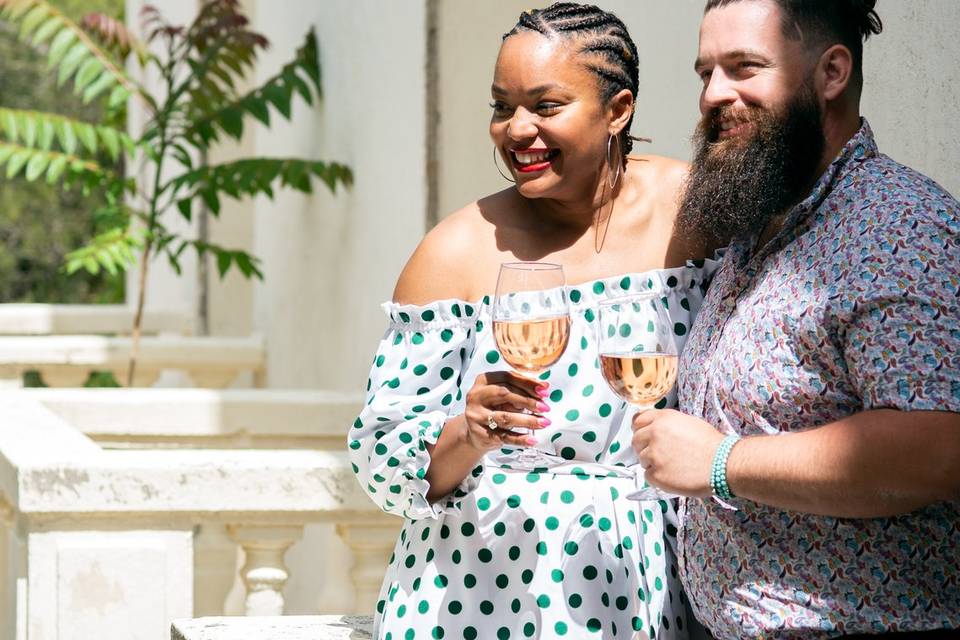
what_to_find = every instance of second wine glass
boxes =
[492,262,571,467]
[598,292,680,500]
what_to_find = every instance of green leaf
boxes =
[176,199,192,221]
[0,146,14,164]
[243,94,270,126]
[166,251,182,275]
[200,189,220,215]
[3,0,35,20]
[56,119,78,154]
[32,15,62,45]
[76,123,98,154]
[263,82,292,119]
[75,58,105,91]
[82,71,116,104]
[0,110,18,142]
[233,251,263,280]
[6,149,30,178]
[98,128,120,161]
[19,5,49,39]
[289,71,313,106]
[37,119,55,150]
[22,114,37,148]
[216,250,231,278]
[57,42,90,87]
[45,154,68,183]
[24,152,48,181]
[171,143,193,170]
[219,106,244,139]
[107,84,130,109]
[65,229,137,277]
[47,28,77,67]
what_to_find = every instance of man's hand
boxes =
[631,409,726,497]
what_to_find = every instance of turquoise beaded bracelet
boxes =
[710,434,741,500]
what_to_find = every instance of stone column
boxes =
[334,521,400,614]
[227,524,303,616]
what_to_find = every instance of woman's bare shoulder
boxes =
[392,198,499,305]
[629,154,689,192]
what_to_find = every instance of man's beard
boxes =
[677,84,826,245]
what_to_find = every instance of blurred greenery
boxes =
[0,0,125,303]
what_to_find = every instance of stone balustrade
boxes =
[0,392,400,640]
[170,616,373,640]
[0,335,265,388]
[27,387,359,449]
[0,304,194,336]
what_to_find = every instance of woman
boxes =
[349,4,716,638]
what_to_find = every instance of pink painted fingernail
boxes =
[536,401,550,412]
[538,417,552,427]
[525,436,538,446]
[536,387,550,398]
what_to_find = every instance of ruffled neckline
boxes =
[382,259,719,329]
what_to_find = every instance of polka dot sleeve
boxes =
[349,300,484,520]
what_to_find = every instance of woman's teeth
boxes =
[513,150,553,165]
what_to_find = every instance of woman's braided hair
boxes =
[503,2,640,163]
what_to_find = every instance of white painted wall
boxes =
[249,0,427,393]
[436,0,960,221]
[861,0,960,197]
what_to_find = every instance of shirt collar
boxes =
[736,118,878,261]
[796,117,878,217]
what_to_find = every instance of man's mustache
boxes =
[701,106,762,143]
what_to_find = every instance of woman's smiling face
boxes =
[490,31,613,203]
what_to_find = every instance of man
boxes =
[631,0,960,638]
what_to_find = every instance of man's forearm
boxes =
[726,409,960,518]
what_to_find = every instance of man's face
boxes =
[678,0,826,244]
[694,0,811,138]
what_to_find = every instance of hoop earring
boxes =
[606,133,622,190]
[493,147,515,183]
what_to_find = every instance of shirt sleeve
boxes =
[348,300,485,520]
[841,199,960,413]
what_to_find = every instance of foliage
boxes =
[0,0,352,383]
[0,0,124,303]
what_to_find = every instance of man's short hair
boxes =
[704,0,883,94]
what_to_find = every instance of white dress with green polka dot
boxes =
[350,263,718,640]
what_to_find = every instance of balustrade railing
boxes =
[0,304,264,388]
[0,391,398,640]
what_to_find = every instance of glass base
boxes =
[625,486,679,501]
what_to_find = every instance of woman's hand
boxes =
[462,371,551,451]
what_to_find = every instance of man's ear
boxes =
[608,88,634,136]
[816,44,854,101]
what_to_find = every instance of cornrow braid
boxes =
[504,2,641,162]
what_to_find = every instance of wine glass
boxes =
[492,262,571,467]
[598,292,680,500]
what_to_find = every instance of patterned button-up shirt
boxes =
[677,120,960,638]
